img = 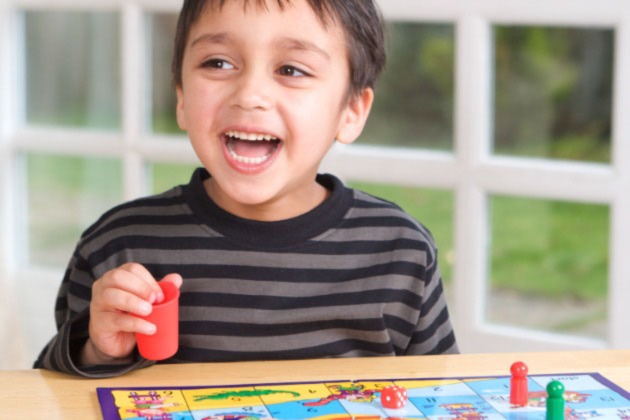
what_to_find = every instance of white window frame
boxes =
[1,0,628,367]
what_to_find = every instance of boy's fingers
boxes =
[102,311,156,336]
[121,262,154,284]
[161,273,183,289]
[100,287,153,317]
[97,264,161,304]
[121,263,163,302]
[94,273,152,307]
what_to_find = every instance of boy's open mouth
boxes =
[224,130,282,165]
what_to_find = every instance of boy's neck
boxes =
[202,177,331,222]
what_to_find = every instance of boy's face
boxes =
[176,0,373,221]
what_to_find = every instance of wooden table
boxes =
[1,350,629,419]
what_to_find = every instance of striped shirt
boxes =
[34,168,458,377]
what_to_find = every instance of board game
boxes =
[97,372,630,420]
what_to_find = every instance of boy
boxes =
[35,0,458,377]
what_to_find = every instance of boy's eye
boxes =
[278,65,307,77]
[201,59,234,70]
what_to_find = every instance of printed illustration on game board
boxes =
[97,372,630,420]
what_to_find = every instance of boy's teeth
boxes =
[228,140,275,165]
[226,131,277,141]
[227,145,273,164]
[225,131,280,165]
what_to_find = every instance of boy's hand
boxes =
[80,263,183,365]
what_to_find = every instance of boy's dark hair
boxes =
[172,0,386,99]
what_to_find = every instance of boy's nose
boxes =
[229,69,273,111]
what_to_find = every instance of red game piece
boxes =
[510,361,529,406]
[381,385,408,409]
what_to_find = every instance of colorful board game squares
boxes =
[112,389,190,419]
[324,381,379,400]
[485,396,546,418]
[568,407,626,420]
[337,397,389,417]
[183,386,260,410]
[379,401,424,418]
[98,373,630,420]
[462,378,545,413]
[188,404,271,420]
[259,383,331,404]
[465,377,544,398]
[532,374,610,391]
[402,380,478,397]
[566,388,630,409]
[607,407,630,418]
[268,398,347,419]
[394,379,464,390]
[353,380,395,391]
[412,394,502,418]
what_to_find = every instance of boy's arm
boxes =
[32,253,154,377]
[33,310,153,377]
[405,248,459,356]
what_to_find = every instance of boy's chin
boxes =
[212,182,284,218]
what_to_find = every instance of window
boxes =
[1,0,629,369]
[25,11,121,129]
[488,195,609,339]
[493,26,613,163]
[362,23,454,150]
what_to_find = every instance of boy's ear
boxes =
[335,88,374,145]
[175,86,187,131]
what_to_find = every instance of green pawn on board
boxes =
[546,380,565,420]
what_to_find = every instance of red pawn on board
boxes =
[510,361,529,406]
[381,385,408,409]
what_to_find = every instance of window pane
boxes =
[488,195,609,340]
[150,163,199,194]
[25,11,120,129]
[358,23,455,150]
[149,13,182,135]
[493,26,613,163]
[348,181,454,285]
[27,154,123,267]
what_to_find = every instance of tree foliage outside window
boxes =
[25,11,120,129]
[360,23,455,150]
[494,26,613,162]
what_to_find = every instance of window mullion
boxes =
[609,19,630,349]
[452,14,493,351]
[121,2,146,200]
[479,159,615,204]
[1,2,20,277]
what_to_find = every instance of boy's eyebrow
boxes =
[276,37,331,61]
[189,33,331,62]
[190,32,232,48]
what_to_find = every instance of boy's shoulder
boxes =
[80,185,190,243]
[352,187,403,210]
[348,187,437,246]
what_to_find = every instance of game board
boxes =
[97,372,630,420]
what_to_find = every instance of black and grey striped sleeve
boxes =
[31,191,188,377]
[348,190,458,356]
